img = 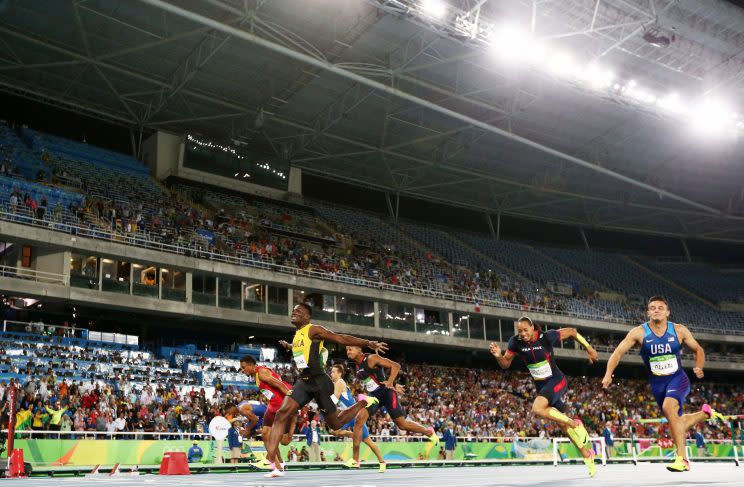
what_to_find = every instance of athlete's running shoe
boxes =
[666,455,690,472]
[379,462,387,473]
[427,427,440,445]
[344,458,360,469]
[363,396,380,409]
[583,453,596,477]
[264,468,285,478]
[702,404,726,423]
[251,458,274,470]
[567,423,590,450]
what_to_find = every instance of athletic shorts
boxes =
[367,386,405,419]
[535,374,568,412]
[341,419,370,440]
[287,374,337,416]
[263,407,296,434]
[230,447,241,459]
[649,372,690,416]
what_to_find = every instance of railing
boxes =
[0,264,68,286]
[0,206,742,336]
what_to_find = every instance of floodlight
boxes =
[420,0,447,19]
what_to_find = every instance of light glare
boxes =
[420,0,447,19]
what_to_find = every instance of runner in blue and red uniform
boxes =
[345,346,439,468]
[490,316,599,477]
[603,296,727,472]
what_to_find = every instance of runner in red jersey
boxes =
[240,355,298,469]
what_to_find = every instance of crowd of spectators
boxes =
[1,356,739,448]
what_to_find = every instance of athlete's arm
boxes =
[308,325,388,354]
[602,327,643,388]
[257,367,291,395]
[676,324,705,379]
[489,342,514,369]
[242,408,259,433]
[333,378,346,400]
[559,328,599,364]
[368,354,401,388]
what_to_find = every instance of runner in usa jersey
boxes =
[603,296,727,472]
[239,356,298,471]
[490,316,599,477]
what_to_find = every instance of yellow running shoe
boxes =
[583,454,596,477]
[567,423,590,450]
[250,458,274,470]
[363,396,380,409]
[379,462,386,473]
[427,427,440,445]
[344,458,360,469]
[666,455,690,472]
[702,404,726,423]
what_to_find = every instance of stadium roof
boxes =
[2,0,744,241]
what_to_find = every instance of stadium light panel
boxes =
[489,24,531,61]
[420,0,447,19]
[547,52,574,76]
[689,99,731,135]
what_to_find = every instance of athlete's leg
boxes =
[266,396,299,468]
[363,437,385,463]
[392,415,431,435]
[326,401,368,430]
[662,397,686,458]
[352,409,370,463]
[679,411,709,431]
[259,425,283,466]
[281,412,299,446]
[557,421,591,459]
[531,396,577,429]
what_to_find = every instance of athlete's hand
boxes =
[601,375,612,389]
[394,384,405,394]
[368,341,388,354]
[489,342,501,357]
[382,379,395,389]
[278,340,291,350]
[587,348,599,364]
[693,367,704,379]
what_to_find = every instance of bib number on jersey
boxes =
[261,389,274,401]
[527,360,553,380]
[650,354,678,376]
[362,377,380,392]
[292,351,308,369]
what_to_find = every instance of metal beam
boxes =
[138,0,725,217]
[141,30,233,123]
[0,78,136,125]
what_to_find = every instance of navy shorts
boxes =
[536,374,568,412]
[367,386,405,419]
[650,372,690,416]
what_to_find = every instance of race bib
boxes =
[261,389,274,401]
[650,354,678,376]
[362,377,380,392]
[292,351,308,369]
[527,360,553,380]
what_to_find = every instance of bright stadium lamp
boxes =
[490,23,531,61]
[689,99,731,135]
[420,0,447,19]
[657,93,685,114]
[547,51,574,76]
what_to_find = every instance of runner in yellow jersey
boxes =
[262,303,388,478]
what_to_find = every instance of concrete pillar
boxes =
[288,166,302,194]
[215,277,220,308]
[185,272,193,304]
[373,301,380,329]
